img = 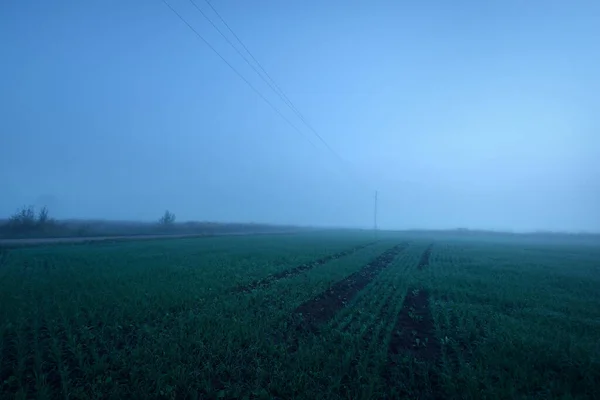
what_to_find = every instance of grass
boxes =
[0,230,599,399]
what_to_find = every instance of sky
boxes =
[1,0,599,232]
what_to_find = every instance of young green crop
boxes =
[0,231,598,399]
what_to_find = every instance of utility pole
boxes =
[374,190,378,232]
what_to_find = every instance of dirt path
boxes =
[0,231,299,247]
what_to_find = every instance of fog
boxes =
[1,0,598,232]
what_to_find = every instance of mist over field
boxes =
[2,3,600,398]
[1,0,599,233]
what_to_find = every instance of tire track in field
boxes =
[331,278,388,333]
[336,257,412,339]
[385,287,442,398]
[417,243,434,270]
[233,242,377,293]
[290,243,408,334]
[334,276,410,399]
[361,274,408,345]
[387,288,439,362]
[330,245,428,339]
[331,249,438,399]
[322,244,441,397]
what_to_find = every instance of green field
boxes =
[1,231,599,399]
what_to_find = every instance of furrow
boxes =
[291,243,408,333]
[233,242,377,293]
[384,287,442,398]
[418,243,434,270]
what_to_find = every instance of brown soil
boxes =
[388,288,440,362]
[291,243,408,332]
[233,242,377,293]
[417,244,434,270]
[384,288,443,399]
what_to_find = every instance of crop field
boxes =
[0,230,599,399]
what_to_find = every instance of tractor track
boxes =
[290,243,408,334]
[339,259,413,344]
[417,243,434,270]
[384,287,442,399]
[387,288,439,362]
[233,242,377,293]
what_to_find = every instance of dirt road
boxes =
[0,231,299,247]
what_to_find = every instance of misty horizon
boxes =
[2,0,599,233]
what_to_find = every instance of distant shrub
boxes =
[7,205,37,232]
[158,210,176,225]
[38,206,49,225]
[2,205,57,236]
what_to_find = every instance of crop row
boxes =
[1,236,387,399]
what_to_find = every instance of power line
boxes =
[188,0,278,97]
[161,0,317,149]
[199,0,359,181]
[202,0,290,102]
[191,0,327,151]
[163,0,369,191]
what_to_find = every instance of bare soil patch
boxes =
[388,288,439,362]
[384,288,442,399]
[417,244,434,270]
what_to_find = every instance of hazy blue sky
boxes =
[1,0,599,231]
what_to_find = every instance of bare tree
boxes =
[8,206,36,231]
[159,210,176,225]
[37,206,49,225]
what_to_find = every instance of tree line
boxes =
[0,206,177,238]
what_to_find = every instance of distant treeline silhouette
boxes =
[0,206,302,239]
